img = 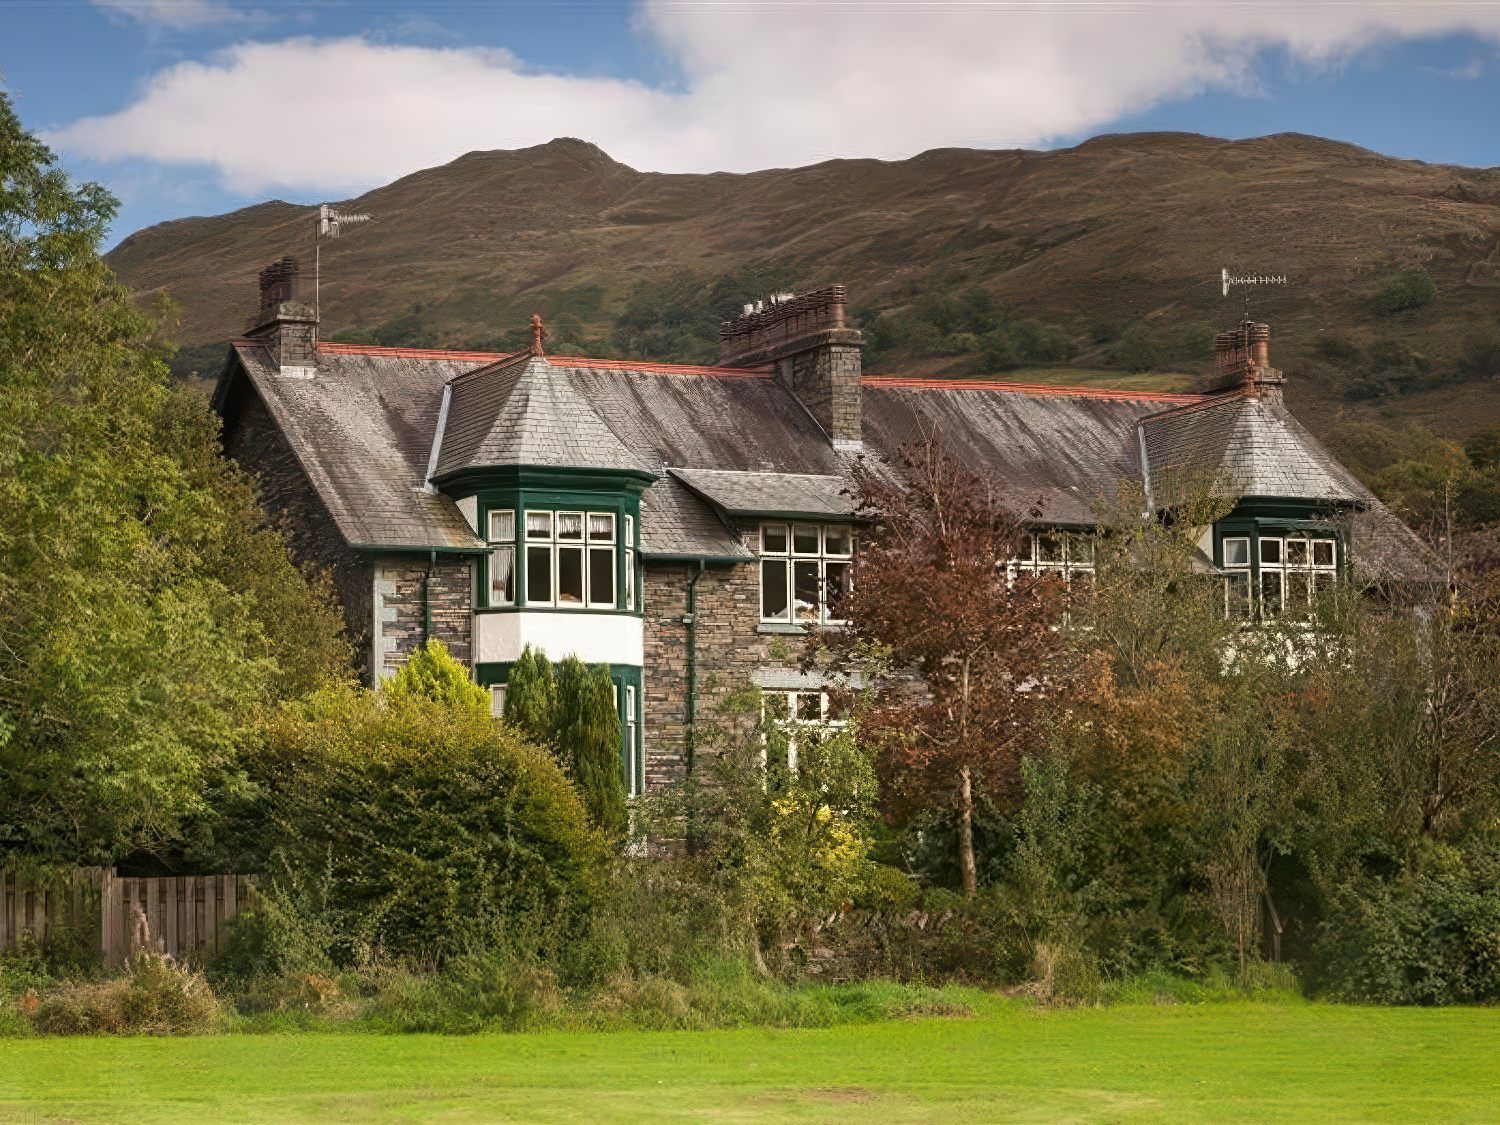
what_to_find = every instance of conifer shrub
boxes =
[383,638,489,717]
[504,645,557,745]
[555,656,629,837]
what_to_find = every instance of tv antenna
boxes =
[314,204,373,321]
[1221,268,1287,318]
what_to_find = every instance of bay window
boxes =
[759,523,853,625]
[524,508,618,608]
[1221,529,1338,620]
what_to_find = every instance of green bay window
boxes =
[1218,523,1341,621]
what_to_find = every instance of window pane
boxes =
[589,546,615,605]
[489,684,507,718]
[763,692,789,721]
[625,514,634,545]
[793,560,820,622]
[1313,540,1335,567]
[761,523,788,554]
[558,547,584,603]
[557,512,583,541]
[824,525,852,556]
[490,546,515,605]
[792,524,820,555]
[1285,536,1309,566]
[488,509,515,543]
[1222,537,1250,567]
[1037,531,1064,563]
[1260,570,1284,616]
[1069,533,1095,565]
[526,510,552,539]
[1226,572,1251,618]
[1260,537,1283,565]
[625,549,635,610]
[526,546,552,603]
[824,560,851,621]
[795,693,821,722]
[1287,571,1311,616]
[588,512,614,542]
[761,559,789,620]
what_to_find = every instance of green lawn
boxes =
[3,997,1497,1122]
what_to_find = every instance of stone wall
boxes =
[220,376,374,666]
[641,521,801,789]
[372,554,474,680]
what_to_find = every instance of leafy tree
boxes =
[1107,324,1162,372]
[823,442,1070,897]
[0,90,350,867]
[384,639,489,718]
[503,645,557,745]
[1371,267,1437,315]
[555,657,628,837]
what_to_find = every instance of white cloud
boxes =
[92,0,251,30]
[53,1,1500,196]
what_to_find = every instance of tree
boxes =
[0,91,351,867]
[384,639,489,718]
[823,441,1070,897]
[555,656,628,837]
[503,645,557,745]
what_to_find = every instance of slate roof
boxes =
[1140,392,1366,506]
[214,342,1437,584]
[434,353,653,481]
[670,468,856,520]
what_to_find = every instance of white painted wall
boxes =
[475,611,643,667]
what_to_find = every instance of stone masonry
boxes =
[641,520,802,789]
[372,555,474,681]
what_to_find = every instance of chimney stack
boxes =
[719,286,863,448]
[1207,320,1284,403]
[243,256,318,378]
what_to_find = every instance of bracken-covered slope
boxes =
[106,132,1500,436]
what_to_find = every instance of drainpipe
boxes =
[684,559,707,776]
[422,549,436,645]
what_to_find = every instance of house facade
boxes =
[213,260,1436,791]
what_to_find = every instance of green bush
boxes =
[1309,843,1500,1005]
[1371,268,1437,315]
[383,638,489,717]
[252,686,606,963]
[31,954,223,1035]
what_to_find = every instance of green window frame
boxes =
[1217,521,1341,621]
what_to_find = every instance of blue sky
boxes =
[4,1,1499,248]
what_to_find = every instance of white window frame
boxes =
[758,523,854,626]
[523,508,620,610]
[761,690,848,774]
[1008,530,1095,593]
[489,683,507,718]
[486,508,516,608]
[1220,530,1339,621]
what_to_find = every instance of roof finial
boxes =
[529,313,547,357]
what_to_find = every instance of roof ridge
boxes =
[317,342,511,363]
[863,374,1207,403]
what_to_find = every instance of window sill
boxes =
[756,621,849,635]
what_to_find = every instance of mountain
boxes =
[106,132,1500,440]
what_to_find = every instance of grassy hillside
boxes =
[107,132,1500,441]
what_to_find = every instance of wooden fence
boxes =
[1,869,256,968]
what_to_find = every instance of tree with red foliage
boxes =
[822,441,1073,897]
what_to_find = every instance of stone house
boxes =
[212,260,1437,792]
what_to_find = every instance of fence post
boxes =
[100,869,123,969]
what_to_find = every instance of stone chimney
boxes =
[243,257,318,378]
[719,286,863,448]
[1207,320,1284,404]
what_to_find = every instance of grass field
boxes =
[4,997,1498,1123]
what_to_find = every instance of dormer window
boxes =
[759,523,853,625]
